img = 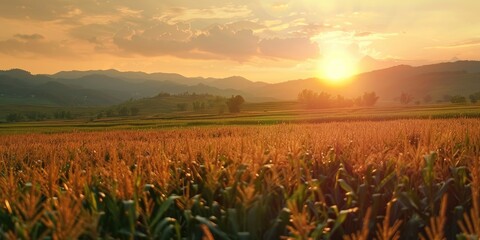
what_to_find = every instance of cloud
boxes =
[112,22,194,57]
[355,32,398,41]
[0,0,144,21]
[292,23,331,37]
[157,5,252,23]
[5,0,478,67]
[193,25,259,61]
[0,0,74,20]
[0,34,75,58]
[110,21,319,61]
[259,37,319,60]
[427,38,480,49]
[14,33,45,41]
[226,21,265,32]
[0,1,374,62]
[112,23,260,61]
[355,32,372,37]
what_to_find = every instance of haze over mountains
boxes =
[1,61,479,106]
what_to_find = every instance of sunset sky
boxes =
[0,0,479,82]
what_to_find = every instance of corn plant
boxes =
[0,119,478,239]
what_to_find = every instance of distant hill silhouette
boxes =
[0,69,253,106]
[1,60,479,106]
[249,61,480,102]
[52,69,197,85]
[0,72,118,106]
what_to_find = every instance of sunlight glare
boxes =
[318,51,357,85]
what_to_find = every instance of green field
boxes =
[0,104,478,134]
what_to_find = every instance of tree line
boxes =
[298,89,480,108]
[399,91,480,105]
[176,95,245,114]
[5,106,142,123]
[5,110,74,123]
[447,91,480,104]
[298,89,379,108]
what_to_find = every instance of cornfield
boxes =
[0,119,479,239]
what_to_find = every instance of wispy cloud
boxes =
[259,37,319,60]
[0,34,76,58]
[14,33,45,41]
[157,5,252,23]
[427,38,480,49]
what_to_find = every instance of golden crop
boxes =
[0,119,479,239]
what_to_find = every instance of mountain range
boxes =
[1,60,479,106]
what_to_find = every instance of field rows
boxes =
[1,104,479,135]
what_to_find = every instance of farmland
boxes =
[2,0,480,239]
[1,104,479,134]
[0,119,479,239]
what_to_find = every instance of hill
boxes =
[349,61,480,102]
[0,73,120,106]
[251,61,480,102]
[57,75,249,101]
[1,60,479,107]
[51,69,267,89]
[52,69,199,85]
[0,70,252,106]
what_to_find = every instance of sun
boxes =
[318,52,357,85]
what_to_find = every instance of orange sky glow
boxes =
[0,1,479,82]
